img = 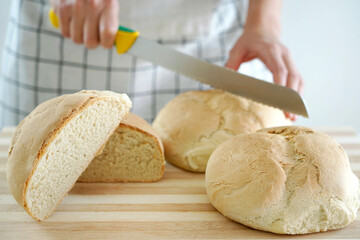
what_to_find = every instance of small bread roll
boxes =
[79,113,165,182]
[153,89,290,172]
[7,90,131,221]
[205,126,360,234]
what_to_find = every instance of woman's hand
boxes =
[225,30,304,120]
[226,0,304,121]
[51,0,119,49]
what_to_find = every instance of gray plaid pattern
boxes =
[0,0,251,128]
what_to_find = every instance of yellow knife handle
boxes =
[48,9,139,54]
[115,26,140,54]
[49,8,59,28]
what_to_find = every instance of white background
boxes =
[0,0,359,133]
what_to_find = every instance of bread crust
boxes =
[205,126,360,234]
[7,91,131,220]
[153,89,291,172]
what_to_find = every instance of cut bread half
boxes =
[7,90,131,221]
[78,113,165,182]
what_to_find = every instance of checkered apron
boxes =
[0,0,271,128]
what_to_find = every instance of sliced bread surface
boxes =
[79,113,165,182]
[7,90,131,221]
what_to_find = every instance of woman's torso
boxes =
[0,0,256,127]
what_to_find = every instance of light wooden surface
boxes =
[0,126,359,239]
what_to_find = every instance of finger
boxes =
[84,3,100,48]
[256,44,288,86]
[298,77,305,94]
[56,3,71,38]
[70,0,86,44]
[282,50,301,92]
[282,50,303,121]
[99,0,119,49]
[286,73,302,120]
[256,45,292,121]
[284,111,296,121]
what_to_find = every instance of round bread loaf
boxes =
[152,89,290,172]
[205,126,360,234]
[7,90,131,221]
[78,113,165,182]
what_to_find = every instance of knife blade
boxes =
[48,10,309,117]
[127,37,309,117]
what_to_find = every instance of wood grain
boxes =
[1,126,359,239]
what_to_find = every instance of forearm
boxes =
[244,0,283,38]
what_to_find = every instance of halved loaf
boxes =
[7,90,131,221]
[78,113,165,182]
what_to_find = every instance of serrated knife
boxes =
[49,9,309,117]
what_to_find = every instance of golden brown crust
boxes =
[24,99,119,221]
[7,90,131,220]
[153,89,291,172]
[23,97,107,221]
[8,93,94,207]
[205,126,360,234]
[22,98,90,221]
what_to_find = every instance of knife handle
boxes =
[115,26,139,54]
[48,8,59,28]
[48,9,139,54]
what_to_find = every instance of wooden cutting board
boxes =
[0,126,359,239]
